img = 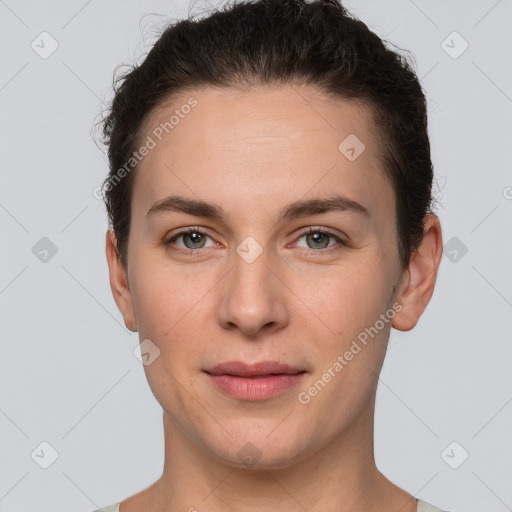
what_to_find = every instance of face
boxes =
[107,84,438,469]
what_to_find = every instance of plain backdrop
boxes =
[0,0,511,511]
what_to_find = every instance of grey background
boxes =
[1,0,511,511]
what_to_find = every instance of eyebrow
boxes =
[146,194,369,222]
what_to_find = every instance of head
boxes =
[101,0,442,469]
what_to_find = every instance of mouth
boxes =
[204,361,307,401]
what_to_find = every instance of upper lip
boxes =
[206,361,306,377]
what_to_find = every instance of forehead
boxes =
[132,84,392,222]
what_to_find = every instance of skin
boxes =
[106,84,443,512]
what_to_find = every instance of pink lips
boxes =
[204,361,306,401]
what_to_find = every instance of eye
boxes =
[293,227,348,255]
[165,228,218,254]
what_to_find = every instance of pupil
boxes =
[309,232,328,249]
[187,232,204,248]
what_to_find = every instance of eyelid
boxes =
[166,226,220,249]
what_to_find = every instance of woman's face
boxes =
[109,84,410,468]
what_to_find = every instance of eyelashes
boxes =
[165,226,349,257]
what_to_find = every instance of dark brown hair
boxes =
[98,0,435,270]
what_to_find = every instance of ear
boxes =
[105,228,137,332]
[392,213,443,331]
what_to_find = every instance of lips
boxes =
[204,361,307,401]
[205,360,306,377]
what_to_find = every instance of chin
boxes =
[210,430,308,471]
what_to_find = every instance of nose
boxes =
[216,247,289,337]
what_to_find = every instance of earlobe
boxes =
[105,229,138,332]
[392,214,443,332]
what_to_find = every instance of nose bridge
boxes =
[233,240,272,295]
[217,237,288,335]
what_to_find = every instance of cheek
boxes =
[130,259,213,358]
[300,266,392,420]
[300,262,389,343]
[132,276,175,338]
[131,265,209,415]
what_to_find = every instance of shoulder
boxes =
[417,499,451,512]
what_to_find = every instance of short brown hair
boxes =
[98,0,435,270]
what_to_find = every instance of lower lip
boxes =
[205,372,306,401]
